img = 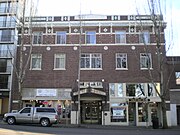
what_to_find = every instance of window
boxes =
[54,54,66,69]
[0,45,14,57]
[56,31,66,44]
[116,53,127,69]
[20,108,31,113]
[115,31,126,44]
[147,83,158,97]
[81,53,102,69]
[126,84,145,97]
[0,75,9,89]
[31,54,42,70]
[36,108,56,113]
[138,103,147,122]
[0,16,16,27]
[33,32,42,44]
[0,3,6,13]
[140,53,152,69]
[0,30,15,42]
[139,31,150,44]
[110,103,127,122]
[175,72,180,85]
[109,83,123,97]
[86,31,96,44]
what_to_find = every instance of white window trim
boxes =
[116,53,128,70]
[56,31,66,44]
[54,53,66,70]
[85,31,96,44]
[30,54,42,70]
[115,31,126,44]
[140,53,152,70]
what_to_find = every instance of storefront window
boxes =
[109,83,115,97]
[111,103,127,122]
[126,84,145,97]
[138,103,147,122]
[117,83,123,97]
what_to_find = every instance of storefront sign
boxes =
[36,89,57,97]
[112,108,125,119]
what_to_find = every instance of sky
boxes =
[31,0,179,56]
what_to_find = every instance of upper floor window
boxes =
[0,30,14,42]
[56,31,66,44]
[116,53,127,69]
[33,32,42,44]
[54,54,66,69]
[0,2,15,13]
[31,54,42,70]
[115,31,126,44]
[175,72,180,85]
[81,53,102,69]
[140,53,152,69]
[0,16,16,27]
[139,31,150,44]
[86,31,96,44]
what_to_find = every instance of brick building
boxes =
[167,57,180,126]
[11,14,171,126]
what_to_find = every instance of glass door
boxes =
[128,102,136,125]
[81,101,101,124]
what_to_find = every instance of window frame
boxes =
[30,54,42,70]
[54,53,66,70]
[33,32,43,44]
[139,31,150,44]
[140,53,152,69]
[115,31,126,44]
[85,31,96,44]
[56,31,66,44]
[80,53,102,70]
[116,53,128,70]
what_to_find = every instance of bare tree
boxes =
[135,0,174,129]
[12,0,38,109]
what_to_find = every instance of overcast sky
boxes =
[32,0,179,56]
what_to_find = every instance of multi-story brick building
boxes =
[0,0,24,116]
[167,56,180,126]
[12,14,171,126]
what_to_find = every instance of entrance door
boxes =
[81,101,102,124]
[128,102,136,125]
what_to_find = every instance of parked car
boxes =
[3,107,58,127]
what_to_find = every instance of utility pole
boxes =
[77,11,83,126]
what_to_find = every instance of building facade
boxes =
[167,57,180,126]
[0,0,24,116]
[11,14,171,126]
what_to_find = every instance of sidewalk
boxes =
[1,119,179,130]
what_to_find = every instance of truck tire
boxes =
[7,117,16,125]
[40,118,50,127]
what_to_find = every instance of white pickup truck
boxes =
[3,107,58,127]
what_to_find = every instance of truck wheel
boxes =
[40,118,50,127]
[7,117,16,125]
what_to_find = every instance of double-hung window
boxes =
[54,54,66,69]
[31,54,42,70]
[56,31,66,44]
[116,53,127,69]
[81,53,102,69]
[86,31,96,44]
[115,31,126,44]
[140,53,152,69]
[33,32,42,44]
[139,31,150,44]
